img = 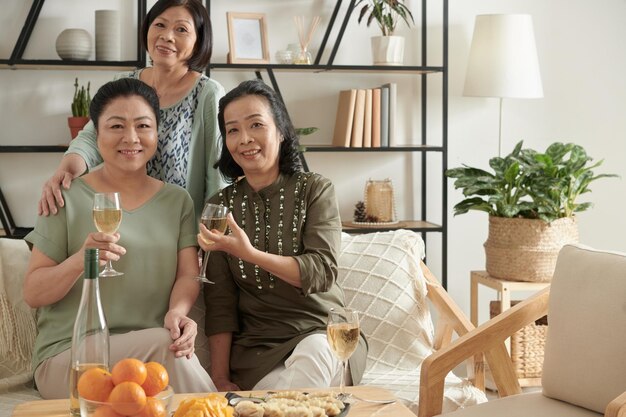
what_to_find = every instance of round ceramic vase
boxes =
[95,10,121,61]
[56,28,92,60]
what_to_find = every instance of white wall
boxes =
[1,0,625,320]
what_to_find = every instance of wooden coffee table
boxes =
[12,386,414,416]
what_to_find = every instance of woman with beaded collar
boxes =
[198,79,367,391]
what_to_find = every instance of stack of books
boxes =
[331,83,397,148]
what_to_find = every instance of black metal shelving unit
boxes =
[0,0,147,69]
[207,0,449,287]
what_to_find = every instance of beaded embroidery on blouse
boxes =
[219,172,312,290]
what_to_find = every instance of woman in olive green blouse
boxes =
[198,79,367,391]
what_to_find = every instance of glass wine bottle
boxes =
[69,248,110,417]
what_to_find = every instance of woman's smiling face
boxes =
[97,95,158,173]
[224,94,281,183]
[146,6,197,68]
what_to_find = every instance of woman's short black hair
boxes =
[141,0,212,71]
[90,78,160,131]
[215,79,303,183]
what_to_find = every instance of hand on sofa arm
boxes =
[417,287,551,417]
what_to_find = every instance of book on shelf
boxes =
[350,89,366,148]
[380,84,390,147]
[363,89,373,148]
[382,82,397,147]
[371,88,381,148]
[332,89,357,147]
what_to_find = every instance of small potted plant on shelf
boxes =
[446,141,618,282]
[355,0,415,65]
[68,77,91,139]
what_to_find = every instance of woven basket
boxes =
[490,300,548,379]
[484,216,579,282]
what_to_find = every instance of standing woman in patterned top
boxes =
[198,79,368,392]
[39,0,226,220]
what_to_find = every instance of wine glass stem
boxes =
[105,260,114,272]
[199,250,211,278]
[340,360,347,394]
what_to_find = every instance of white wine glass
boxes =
[92,192,123,277]
[327,307,359,400]
[197,203,230,284]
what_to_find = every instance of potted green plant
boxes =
[68,78,91,139]
[447,141,618,282]
[355,0,414,65]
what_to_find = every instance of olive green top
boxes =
[204,172,367,389]
[25,179,197,372]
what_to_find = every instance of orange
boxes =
[108,381,147,416]
[130,397,167,417]
[93,405,125,417]
[111,358,148,386]
[141,362,169,397]
[77,368,115,402]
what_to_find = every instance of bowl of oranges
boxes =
[78,358,173,417]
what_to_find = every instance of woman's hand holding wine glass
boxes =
[327,307,360,401]
[196,203,230,284]
[92,192,123,277]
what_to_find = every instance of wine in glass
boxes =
[92,192,123,277]
[197,203,229,284]
[327,307,360,400]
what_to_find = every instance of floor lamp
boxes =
[463,14,543,157]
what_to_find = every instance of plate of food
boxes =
[226,391,350,417]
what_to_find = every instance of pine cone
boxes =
[353,201,367,222]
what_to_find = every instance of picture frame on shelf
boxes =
[226,12,270,64]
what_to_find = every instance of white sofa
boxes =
[0,230,486,416]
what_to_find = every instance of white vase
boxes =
[95,10,120,61]
[56,28,92,61]
[371,35,405,66]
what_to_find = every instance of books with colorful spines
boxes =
[362,89,373,147]
[371,88,381,147]
[382,82,397,147]
[332,89,357,147]
[380,84,390,147]
[350,89,366,148]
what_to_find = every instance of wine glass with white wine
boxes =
[92,192,123,277]
[327,307,359,401]
[197,203,229,284]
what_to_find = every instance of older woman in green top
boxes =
[198,79,367,391]
[38,0,225,221]
[24,78,215,398]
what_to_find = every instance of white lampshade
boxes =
[464,14,543,99]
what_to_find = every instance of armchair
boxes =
[419,244,626,417]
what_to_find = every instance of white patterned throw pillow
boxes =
[338,230,487,413]
[338,230,433,372]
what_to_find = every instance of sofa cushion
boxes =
[436,392,601,417]
[0,238,37,394]
[541,244,626,414]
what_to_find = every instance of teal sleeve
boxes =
[203,80,227,205]
[66,119,102,169]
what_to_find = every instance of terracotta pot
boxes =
[484,216,579,282]
[371,35,405,65]
[68,116,89,139]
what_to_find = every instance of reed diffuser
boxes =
[293,15,320,65]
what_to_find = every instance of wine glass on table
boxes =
[327,307,359,401]
[197,203,230,284]
[92,192,123,277]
